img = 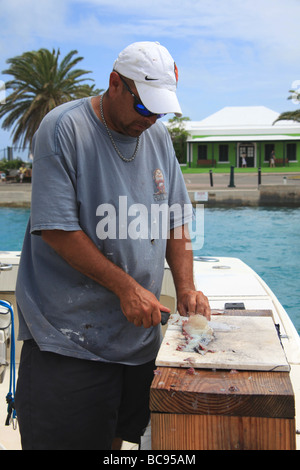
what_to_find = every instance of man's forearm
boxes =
[166,226,195,295]
[166,225,210,319]
[41,229,169,327]
[42,229,136,296]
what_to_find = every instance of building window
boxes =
[198,145,207,160]
[247,146,254,158]
[287,143,296,161]
[219,145,229,162]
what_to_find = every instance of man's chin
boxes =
[130,124,151,136]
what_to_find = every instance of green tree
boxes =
[167,116,190,164]
[274,88,300,123]
[0,48,102,149]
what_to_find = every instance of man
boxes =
[18,163,27,183]
[270,150,276,167]
[15,41,210,450]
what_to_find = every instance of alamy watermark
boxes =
[95,196,204,250]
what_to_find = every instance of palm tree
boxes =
[0,48,102,149]
[167,116,191,164]
[274,88,300,123]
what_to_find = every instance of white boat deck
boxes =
[161,256,300,449]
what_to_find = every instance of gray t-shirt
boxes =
[16,97,192,365]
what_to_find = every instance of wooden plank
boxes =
[150,367,295,418]
[151,413,296,450]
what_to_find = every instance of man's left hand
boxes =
[177,289,211,320]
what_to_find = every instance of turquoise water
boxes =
[0,207,30,251]
[194,206,300,334]
[0,206,299,334]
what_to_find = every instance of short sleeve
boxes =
[30,108,81,235]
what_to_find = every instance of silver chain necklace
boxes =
[99,95,140,163]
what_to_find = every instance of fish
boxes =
[181,314,214,355]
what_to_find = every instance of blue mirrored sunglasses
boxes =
[117,74,166,119]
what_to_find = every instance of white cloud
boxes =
[1,0,299,58]
[1,0,300,146]
[0,0,67,57]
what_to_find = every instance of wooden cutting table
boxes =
[150,310,296,450]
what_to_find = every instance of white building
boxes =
[184,106,300,168]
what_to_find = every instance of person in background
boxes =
[18,163,26,183]
[270,150,276,167]
[242,152,247,168]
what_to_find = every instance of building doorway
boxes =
[238,143,255,167]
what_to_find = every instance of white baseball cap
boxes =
[113,41,182,117]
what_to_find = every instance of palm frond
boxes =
[1,48,102,148]
[274,110,300,124]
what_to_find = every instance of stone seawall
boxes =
[189,185,300,207]
[1,183,300,208]
[259,185,300,206]
[0,188,31,207]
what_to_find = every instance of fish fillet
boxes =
[181,315,214,354]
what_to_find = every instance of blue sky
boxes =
[1,0,300,157]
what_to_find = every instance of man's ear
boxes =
[109,71,123,98]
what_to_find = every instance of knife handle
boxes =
[160,311,170,325]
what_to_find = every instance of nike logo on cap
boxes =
[145,76,159,81]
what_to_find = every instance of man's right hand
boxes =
[119,284,170,329]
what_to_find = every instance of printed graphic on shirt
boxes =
[153,168,168,201]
